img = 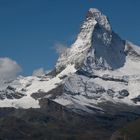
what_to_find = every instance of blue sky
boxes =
[0,0,140,76]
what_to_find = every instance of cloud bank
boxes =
[0,57,22,81]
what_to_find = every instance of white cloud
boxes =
[32,68,46,77]
[0,57,22,81]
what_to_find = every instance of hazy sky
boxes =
[0,0,140,76]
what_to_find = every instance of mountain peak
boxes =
[86,8,111,32]
[88,8,100,14]
[56,8,118,72]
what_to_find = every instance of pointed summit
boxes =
[86,8,111,32]
[56,8,125,73]
[86,8,102,19]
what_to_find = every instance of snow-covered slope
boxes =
[0,65,76,108]
[0,8,140,114]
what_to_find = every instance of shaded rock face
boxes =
[125,42,140,61]
[0,86,25,100]
[91,31,125,69]
[81,29,126,76]
[31,85,64,101]
[132,95,140,103]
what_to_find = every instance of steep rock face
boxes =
[56,8,126,74]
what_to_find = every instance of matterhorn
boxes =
[0,8,140,140]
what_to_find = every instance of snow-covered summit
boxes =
[0,8,140,115]
[87,8,112,31]
[56,8,125,74]
[88,8,100,13]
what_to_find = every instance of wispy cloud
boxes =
[32,68,46,76]
[54,42,69,55]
